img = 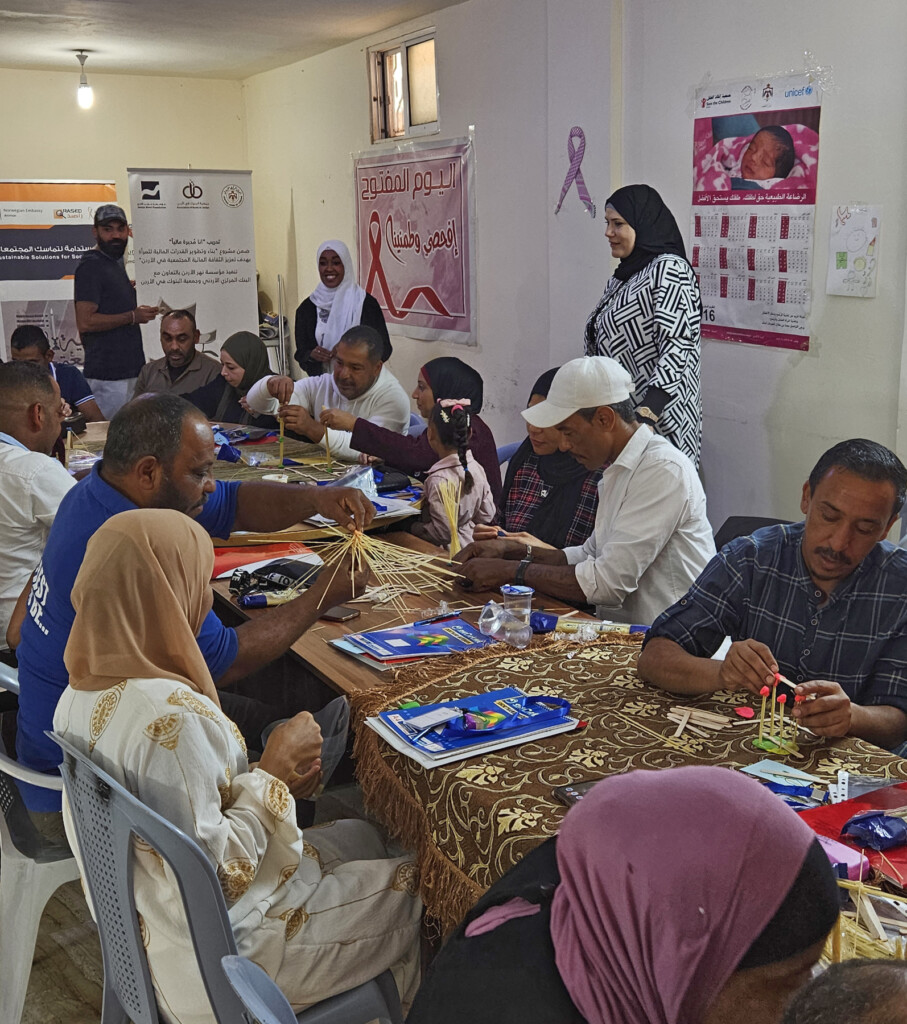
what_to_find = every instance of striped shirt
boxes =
[647,522,907,711]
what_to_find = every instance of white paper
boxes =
[826,204,880,297]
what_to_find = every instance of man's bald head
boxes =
[104,393,207,475]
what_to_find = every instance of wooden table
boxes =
[345,635,907,933]
[211,532,584,697]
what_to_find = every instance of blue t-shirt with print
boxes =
[16,464,240,810]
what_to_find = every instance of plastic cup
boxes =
[500,584,534,625]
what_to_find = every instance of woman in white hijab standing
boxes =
[294,240,392,376]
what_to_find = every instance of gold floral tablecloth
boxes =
[349,634,907,934]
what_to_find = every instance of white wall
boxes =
[621,0,907,528]
[243,0,612,444]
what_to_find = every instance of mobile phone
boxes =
[321,605,361,623]
[552,779,603,807]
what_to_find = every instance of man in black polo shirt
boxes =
[74,204,159,418]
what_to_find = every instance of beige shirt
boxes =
[132,350,221,399]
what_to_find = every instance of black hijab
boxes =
[502,368,600,549]
[422,357,484,415]
[607,184,687,282]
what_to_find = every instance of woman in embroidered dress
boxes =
[294,240,391,376]
[54,508,421,1024]
[584,184,703,466]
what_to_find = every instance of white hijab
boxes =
[308,240,367,353]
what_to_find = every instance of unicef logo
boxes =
[221,184,244,208]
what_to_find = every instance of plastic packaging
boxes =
[478,600,533,649]
[841,809,907,851]
[322,465,379,500]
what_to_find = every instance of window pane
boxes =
[407,39,437,125]
[385,49,406,137]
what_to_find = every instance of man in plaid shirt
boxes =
[639,439,907,750]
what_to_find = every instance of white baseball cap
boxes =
[521,356,633,429]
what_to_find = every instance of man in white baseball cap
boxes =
[457,356,715,625]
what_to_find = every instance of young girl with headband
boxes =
[411,399,496,550]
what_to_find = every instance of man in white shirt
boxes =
[457,356,715,624]
[245,325,409,460]
[0,361,74,654]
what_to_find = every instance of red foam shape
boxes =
[735,707,755,719]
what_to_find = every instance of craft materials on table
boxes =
[754,672,801,755]
[823,878,907,964]
[365,687,576,769]
[335,615,492,663]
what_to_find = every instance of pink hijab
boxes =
[550,766,817,1024]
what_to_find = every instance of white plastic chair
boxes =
[50,731,403,1024]
[0,662,80,1024]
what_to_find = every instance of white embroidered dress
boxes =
[54,678,421,1024]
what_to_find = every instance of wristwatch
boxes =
[636,405,658,425]
[514,544,533,585]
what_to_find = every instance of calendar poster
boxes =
[691,74,822,350]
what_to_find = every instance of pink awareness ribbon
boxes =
[554,126,596,217]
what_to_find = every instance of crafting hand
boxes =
[311,345,333,363]
[357,452,381,466]
[792,680,852,738]
[279,404,316,436]
[311,485,376,531]
[718,639,778,695]
[135,305,159,324]
[268,375,296,404]
[60,399,73,419]
[456,539,525,564]
[458,557,514,591]
[258,712,323,798]
[309,550,369,609]
[319,408,356,432]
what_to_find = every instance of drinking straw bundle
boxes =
[438,478,462,558]
[307,528,462,618]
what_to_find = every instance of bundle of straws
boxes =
[826,877,907,962]
[306,528,462,619]
[438,478,462,559]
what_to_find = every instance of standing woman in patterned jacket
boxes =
[584,184,703,466]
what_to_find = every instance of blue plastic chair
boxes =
[496,440,522,465]
[49,732,403,1024]
[408,412,426,438]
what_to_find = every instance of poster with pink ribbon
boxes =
[355,138,475,345]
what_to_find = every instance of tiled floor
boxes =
[21,783,372,1022]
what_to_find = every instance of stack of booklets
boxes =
[330,615,494,669]
[365,687,577,768]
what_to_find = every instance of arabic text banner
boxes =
[0,180,116,362]
[128,169,258,360]
[691,74,821,351]
[355,139,475,345]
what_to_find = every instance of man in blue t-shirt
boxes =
[9,325,104,422]
[15,393,373,820]
[74,204,160,419]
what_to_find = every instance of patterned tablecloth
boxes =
[349,633,907,934]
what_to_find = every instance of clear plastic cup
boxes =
[500,584,534,625]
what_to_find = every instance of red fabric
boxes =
[211,542,315,579]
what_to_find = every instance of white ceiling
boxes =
[0,0,463,79]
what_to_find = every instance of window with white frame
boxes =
[368,31,439,142]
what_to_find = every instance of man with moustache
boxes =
[74,204,159,418]
[638,439,907,750]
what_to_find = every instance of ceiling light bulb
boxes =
[75,51,93,109]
